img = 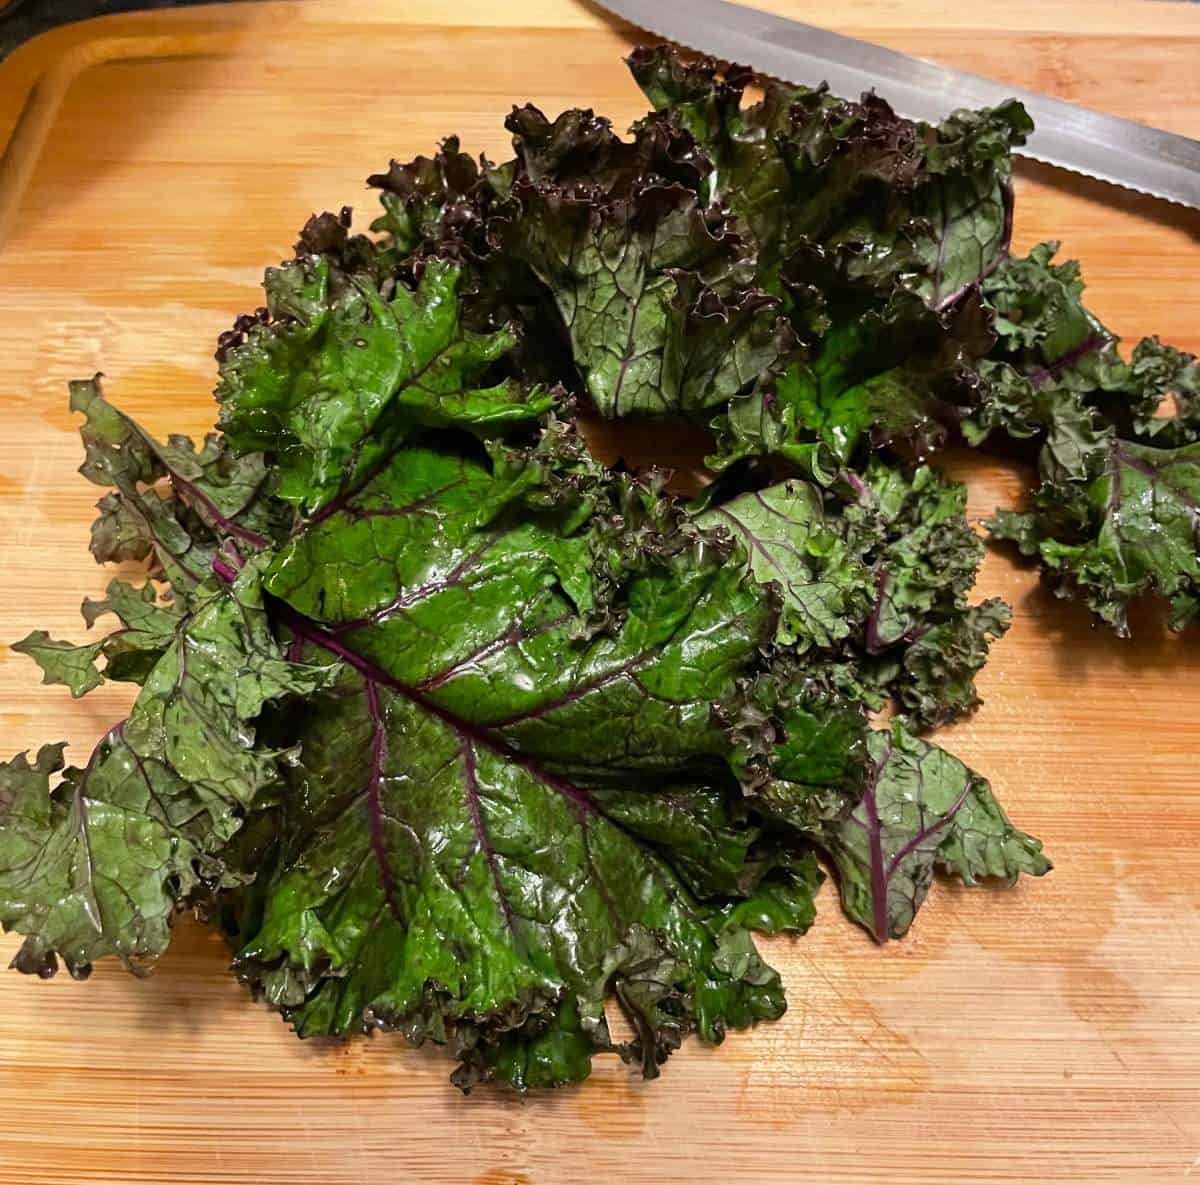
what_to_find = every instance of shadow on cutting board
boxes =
[1018,579,1200,679]
[1015,159,1200,240]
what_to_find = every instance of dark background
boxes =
[0,0,251,60]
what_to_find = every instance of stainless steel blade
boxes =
[595,0,1200,210]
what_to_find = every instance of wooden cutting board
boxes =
[1,2,1199,1181]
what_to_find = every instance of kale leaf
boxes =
[20,43,1177,1093]
[972,244,1200,632]
[812,723,1048,943]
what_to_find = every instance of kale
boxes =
[39,44,1200,1092]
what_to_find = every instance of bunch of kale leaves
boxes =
[2,47,1197,1091]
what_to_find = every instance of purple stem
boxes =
[268,596,599,817]
[840,469,868,502]
[331,536,499,636]
[1024,332,1113,390]
[212,556,239,585]
[1106,438,1125,525]
[135,508,203,587]
[860,734,974,945]
[114,720,173,824]
[69,720,129,939]
[460,736,519,936]
[416,611,571,693]
[488,652,654,728]
[929,186,1002,312]
[863,568,891,656]
[169,473,269,550]
[364,681,404,925]
[859,735,893,945]
[884,782,973,881]
[1114,443,1200,513]
[302,434,430,530]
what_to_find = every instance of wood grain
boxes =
[0,2,1199,1182]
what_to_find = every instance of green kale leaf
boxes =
[989,437,1200,633]
[215,255,553,513]
[974,244,1200,631]
[2,561,336,978]
[813,723,1049,942]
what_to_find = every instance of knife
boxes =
[593,0,1200,210]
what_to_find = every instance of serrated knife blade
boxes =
[594,0,1200,210]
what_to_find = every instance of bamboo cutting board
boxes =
[1,1,1199,1182]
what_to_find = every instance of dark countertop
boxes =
[4,0,1193,64]
[0,0,251,61]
